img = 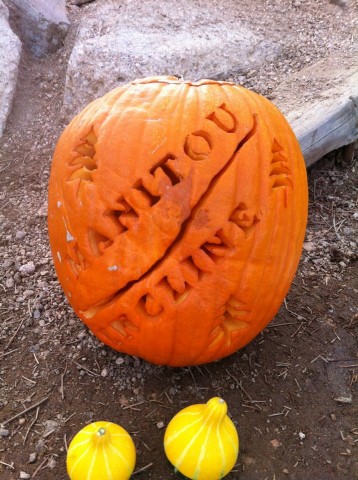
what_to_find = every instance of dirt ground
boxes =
[0,1,357,479]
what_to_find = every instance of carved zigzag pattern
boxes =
[68,127,98,189]
[209,296,251,349]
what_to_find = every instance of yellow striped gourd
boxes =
[66,421,136,480]
[164,397,239,479]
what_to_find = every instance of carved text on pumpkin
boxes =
[99,154,181,241]
[139,257,202,316]
[67,106,241,268]
[207,103,238,133]
[104,197,139,236]
[138,204,260,318]
[79,112,259,320]
[184,131,212,161]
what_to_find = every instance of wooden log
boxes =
[273,56,358,167]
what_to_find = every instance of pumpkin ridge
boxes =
[86,441,99,480]
[215,421,226,479]
[222,422,239,458]
[164,415,204,447]
[173,408,217,471]
[108,442,131,468]
[192,418,216,479]
[68,442,93,478]
[102,441,112,479]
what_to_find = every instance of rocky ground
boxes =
[0,1,357,479]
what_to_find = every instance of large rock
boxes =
[62,0,278,121]
[273,56,358,167]
[8,0,70,57]
[0,0,21,137]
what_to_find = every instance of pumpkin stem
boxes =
[97,427,106,436]
[202,397,228,424]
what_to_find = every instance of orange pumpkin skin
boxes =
[48,76,307,366]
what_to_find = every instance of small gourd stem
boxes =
[97,427,106,436]
[202,398,227,424]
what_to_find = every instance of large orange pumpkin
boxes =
[48,76,307,366]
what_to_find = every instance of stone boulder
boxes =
[62,0,278,121]
[273,56,358,167]
[8,0,70,57]
[0,0,21,137]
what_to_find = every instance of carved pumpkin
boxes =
[164,397,239,479]
[48,76,307,366]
